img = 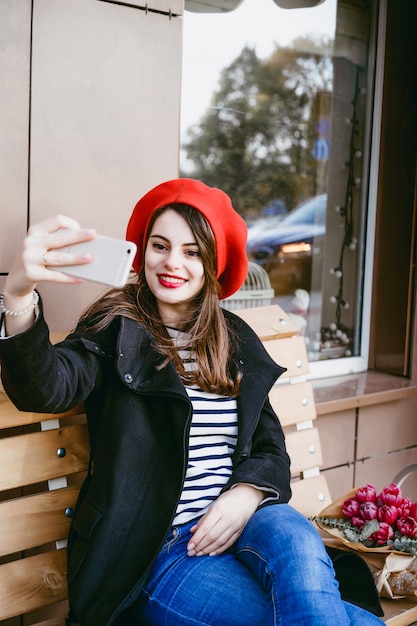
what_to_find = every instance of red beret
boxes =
[126,178,248,299]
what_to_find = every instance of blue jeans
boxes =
[131,504,384,625]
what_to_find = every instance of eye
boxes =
[186,249,201,258]
[152,242,167,251]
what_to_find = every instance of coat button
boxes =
[124,373,133,384]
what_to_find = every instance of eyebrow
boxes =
[149,234,198,246]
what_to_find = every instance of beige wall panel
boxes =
[316,409,356,469]
[392,462,417,503]
[29,0,182,329]
[37,281,113,331]
[355,448,417,500]
[356,397,417,459]
[0,1,31,273]
[322,464,354,501]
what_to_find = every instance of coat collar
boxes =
[114,313,286,416]
[115,316,188,398]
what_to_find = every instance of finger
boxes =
[190,526,237,557]
[196,527,235,556]
[43,248,93,269]
[207,529,242,556]
[27,216,95,258]
[187,513,218,546]
[188,519,225,556]
[20,250,86,284]
[35,268,85,285]
[28,214,83,236]
[21,237,92,272]
[47,225,96,251]
[18,241,90,286]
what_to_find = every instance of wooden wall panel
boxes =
[356,397,417,459]
[30,0,182,330]
[0,1,31,273]
[316,409,356,469]
[322,464,354,501]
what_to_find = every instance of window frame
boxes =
[308,0,386,380]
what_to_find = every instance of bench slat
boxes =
[234,305,298,340]
[269,381,316,427]
[0,394,85,430]
[0,550,68,620]
[0,487,81,557]
[262,335,310,378]
[28,616,67,626]
[0,424,89,491]
[290,474,332,517]
[285,427,323,476]
[26,610,68,626]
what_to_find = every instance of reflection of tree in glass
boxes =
[181,37,333,220]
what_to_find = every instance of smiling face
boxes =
[144,209,206,326]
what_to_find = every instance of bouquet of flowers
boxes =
[313,483,417,599]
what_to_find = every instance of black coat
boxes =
[0,305,291,625]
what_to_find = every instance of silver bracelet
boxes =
[0,290,39,317]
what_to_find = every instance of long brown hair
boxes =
[79,204,241,396]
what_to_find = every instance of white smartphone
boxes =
[52,233,137,288]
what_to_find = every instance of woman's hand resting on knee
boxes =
[187,484,265,557]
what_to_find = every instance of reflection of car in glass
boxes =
[246,194,327,295]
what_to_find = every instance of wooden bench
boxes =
[0,306,416,625]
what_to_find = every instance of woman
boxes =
[0,179,383,625]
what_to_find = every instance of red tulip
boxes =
[377,483,403,507]
[360,501,378,520]
[351,516,366,530]
[396,516,417,538]
[370,522,394,545]
[377,504,398,525]
[342,496,360,518]
[397,497,411,518]
[356,483,377,503]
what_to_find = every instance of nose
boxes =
[164,249,182,270]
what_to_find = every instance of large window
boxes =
[181,0,380,378]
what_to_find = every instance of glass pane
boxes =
[181,0,374,364]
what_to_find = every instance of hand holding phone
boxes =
[50,231,137,288]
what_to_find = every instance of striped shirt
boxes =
[167,328,238,526]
